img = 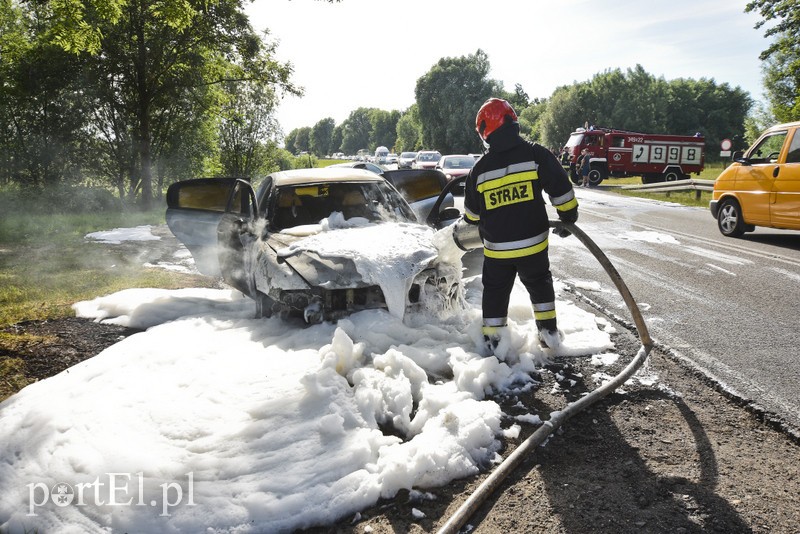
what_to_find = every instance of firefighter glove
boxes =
[552,224,572,238]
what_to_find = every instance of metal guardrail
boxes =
[620,178,715,199]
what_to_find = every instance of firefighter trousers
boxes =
[481,249,557,331]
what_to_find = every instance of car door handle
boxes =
[773,166,780,178]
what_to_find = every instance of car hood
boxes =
[265,222,440,318]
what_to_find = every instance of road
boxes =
[526,187,800,434]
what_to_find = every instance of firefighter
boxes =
[464,98,578,353]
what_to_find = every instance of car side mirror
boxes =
[438,207,461,222]
[733,151,748,165]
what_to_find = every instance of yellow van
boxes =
[710,121,800,237]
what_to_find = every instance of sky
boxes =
[0,222,639,533]
[245,0,770,135]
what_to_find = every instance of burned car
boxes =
[166,167,462,323]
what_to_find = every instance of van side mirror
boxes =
[733,151,748,165]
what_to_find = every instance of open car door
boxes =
[166,178,258,297]
[381,169,456,227]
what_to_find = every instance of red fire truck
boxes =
[560,127,705,186]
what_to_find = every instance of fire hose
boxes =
[437,220,654,534]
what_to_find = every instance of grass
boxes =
[0,206,216,327]
[0,200,219,400]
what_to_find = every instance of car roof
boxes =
[767,121,800,132]
[269,167,385,187]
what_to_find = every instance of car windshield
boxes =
[419,152,441,161]
[442,157,475,169]
[401,152,416,158]
[565,133,584,148]
[269,181,415,231]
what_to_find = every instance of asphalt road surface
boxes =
[532,186,800,434]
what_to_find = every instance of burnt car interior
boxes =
[270,183,377,231]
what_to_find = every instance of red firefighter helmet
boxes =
[475,98,518,141]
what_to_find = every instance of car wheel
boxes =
[717,199,746,237]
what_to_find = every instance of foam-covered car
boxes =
[166,167,462,323]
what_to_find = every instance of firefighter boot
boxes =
[481,324,505,356]
[537,319,564,350]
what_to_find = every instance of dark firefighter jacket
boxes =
[464,122,578,259]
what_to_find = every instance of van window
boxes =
[748,131,787,164]
[786,130,800,164]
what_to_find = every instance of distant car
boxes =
[412,150,442,170]
[387,153,399,165]
[710,121,800,237]
[165,168,462,323]
[398,152,417,169]
[435,155,476,195]
[374,146,389,165]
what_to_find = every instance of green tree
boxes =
[310,117,335,157]
[395,105,422,152]
[40,0,299,209]
[293,126,312,154]
[539,66,751,159]
[501,83,530,116]
[415,49,501,154]
[540,84,593,149]
[746,0,800,121]
[331,124,344,154]
[761,45,800,122]
[666,78,752,155]
[340,108,373,155]
[744,101,776,145]
[284,129,299,155]
[369,109,399,151]
[519,98,548,144]
[0,2,93,189]
[218,81,281,179]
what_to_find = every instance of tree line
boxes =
[0,0,796,211]
[287,59,754,160]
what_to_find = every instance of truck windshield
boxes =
[565,133,584,148]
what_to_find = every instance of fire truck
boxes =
[560,127,705,186]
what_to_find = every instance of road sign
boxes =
[720,150,732,158]
[721,138,732,151]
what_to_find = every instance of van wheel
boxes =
[663,169,682,181]
[717,199,746,237]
